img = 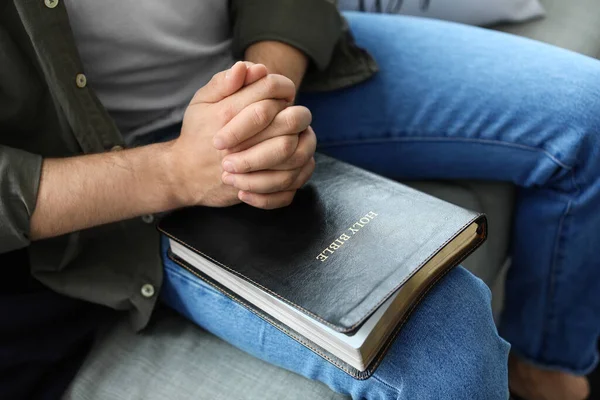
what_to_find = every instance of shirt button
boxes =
[141,214,155,224]
[75,73,87,88]
[141,284,155,298]
[44,0,59,9]
[110,145,124,152]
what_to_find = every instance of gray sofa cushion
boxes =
[493,0,600,59]
[338,0,545,26]
[65,309,349,400]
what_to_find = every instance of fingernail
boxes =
[222,173,234,185]
[222,160,235,173]
[213,136,225,149]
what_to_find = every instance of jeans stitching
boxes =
[540,167,582,365]
[372,375,402,398]
[539,198,571,360]
[317,136,574,171]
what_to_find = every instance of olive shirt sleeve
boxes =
[230,0,343,71]
[0,146,42,253]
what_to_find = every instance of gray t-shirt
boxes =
[65,0,235,143]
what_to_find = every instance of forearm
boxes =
[245,41,308,89]
[30,142,179,240]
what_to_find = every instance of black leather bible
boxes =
[158,154,486,379]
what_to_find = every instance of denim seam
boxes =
[317,136,574,171]
[539,167,585,370]
[372,375,402,399]
[540,198,572,359]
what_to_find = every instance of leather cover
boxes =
[158,154,486,334]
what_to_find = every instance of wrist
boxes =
[154,141,195,209]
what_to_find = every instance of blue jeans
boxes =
[161,11,600,398]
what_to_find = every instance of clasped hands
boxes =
[167,61,316,210]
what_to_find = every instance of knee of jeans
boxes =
[455,270,509,383]
[451,339,510,399]
[369,268,509,398]
[408,267,510,399]
[554,77,600,167]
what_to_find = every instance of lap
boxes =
[159,237,510,399]
[298,13,600,184]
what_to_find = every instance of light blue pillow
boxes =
[338,0,545,26]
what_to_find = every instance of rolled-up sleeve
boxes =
[0,146,42,253]
[230,0,343,71]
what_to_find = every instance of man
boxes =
[1,0,598,399]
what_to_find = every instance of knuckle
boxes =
[252,103,271,127]
[262,74,278,95]
[291,147,309,167]
[280,174,295,190]
[221,126,241,146]
[284,111,300,132]
[242,179,253,193]
[240,157,252,173]
[217,105,236,124]
[300,145,312,162]
[288,150,304,168]
[231,130,242,145]
[259,196,271,209]
[278,136,297,159]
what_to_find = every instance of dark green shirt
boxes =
[0,0,376,330]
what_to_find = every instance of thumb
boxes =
[191,61,247,104]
